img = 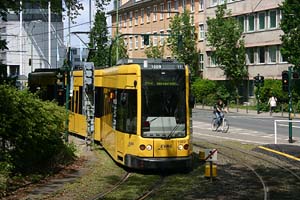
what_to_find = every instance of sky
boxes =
[63,0,113,48]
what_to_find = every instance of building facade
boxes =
[0,2,64,81]
[109,0,288,85]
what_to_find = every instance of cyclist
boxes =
[213,99,226,126]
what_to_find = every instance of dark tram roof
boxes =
[116,58,185,69]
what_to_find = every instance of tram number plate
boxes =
[204,149,217,161]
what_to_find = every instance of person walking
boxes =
[268,95,277,115]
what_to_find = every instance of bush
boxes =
[0,85,75,176]
[192,79,231,106]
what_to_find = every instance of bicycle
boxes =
[211,115,229,133]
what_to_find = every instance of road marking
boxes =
[278,124,300,129]
[258,146,300,161]
[193,133,268,144]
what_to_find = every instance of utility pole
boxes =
[48,1,51,68]
[116,0,119,63]
[254,74,264,114]
[288,67,293,143]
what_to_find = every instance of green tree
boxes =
[206,4,247,91]
[167,10,199,78]
[111,35,128,66]
[144,42,165,58]
[280,0,300,69]
[89,10,109,67]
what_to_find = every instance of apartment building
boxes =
[0,2,64,81]
[109,0,288,84]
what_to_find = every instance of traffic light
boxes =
[83,62,94,93]
[254,75,259,86]
[282,70,289,92]
[143,34,150,45]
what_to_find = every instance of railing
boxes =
[274,120,300,144]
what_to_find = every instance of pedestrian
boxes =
[268,95,277,115]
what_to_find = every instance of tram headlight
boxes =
[178,144,183,150]
[146,144,152,151]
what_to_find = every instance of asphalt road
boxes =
[192,108,300,145]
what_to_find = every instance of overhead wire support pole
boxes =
[71,31,91,48]
[116,0,119,64]
[288,66,293,143]
[48,1,51,68]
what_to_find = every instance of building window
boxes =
[141,34,144,49]
[147,7,151,23]
[191,0,195,12]
[219,0,225,5]
[246,47,255,64]
[182,0,186,10]
[248,14,255,32]
[167,1,171,18]
[124,37,128,47]
[174,0,178,11]
[119,15,122,28]
[199,53,204,71]
[129,11,133,27]
[153,5,157,22]
[258,47,265,64]
[123,13,127,27]
[135,10,138,25]
[279,47,288,63]
[258,12,266,30]
[268,46,277,63]
[160,3,164,20]
[153,32,158,46]
[135,36,138,49]
[140,8,144,24]
[199,0,204,11]
[211,0,218,6]
[208,52,216,67]
[199,23,205,40]
[269,10,277,29]
[160,30,164,45]
[190,14,194,25]
[129,37,133,50]
[237,16,245,32]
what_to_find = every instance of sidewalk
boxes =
[195,104,299,119]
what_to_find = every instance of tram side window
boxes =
[79,86,83,114]
[116,89,137,134]
[75,91,79,113]
[95,87,104,118]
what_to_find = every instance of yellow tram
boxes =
[30,58,193,170]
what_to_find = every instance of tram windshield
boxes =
[141,69,186,138]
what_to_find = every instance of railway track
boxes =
[89,172,165,200]
[193,139,300,200]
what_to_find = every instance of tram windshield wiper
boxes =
[166,124,180,139]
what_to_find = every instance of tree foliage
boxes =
[206,4,247,84]
[0,85,75,175]
[89,10,109,67]
[167,10,199,78]
[111,35,128,66]
[280,0,300,69]
[144,42,165,58]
